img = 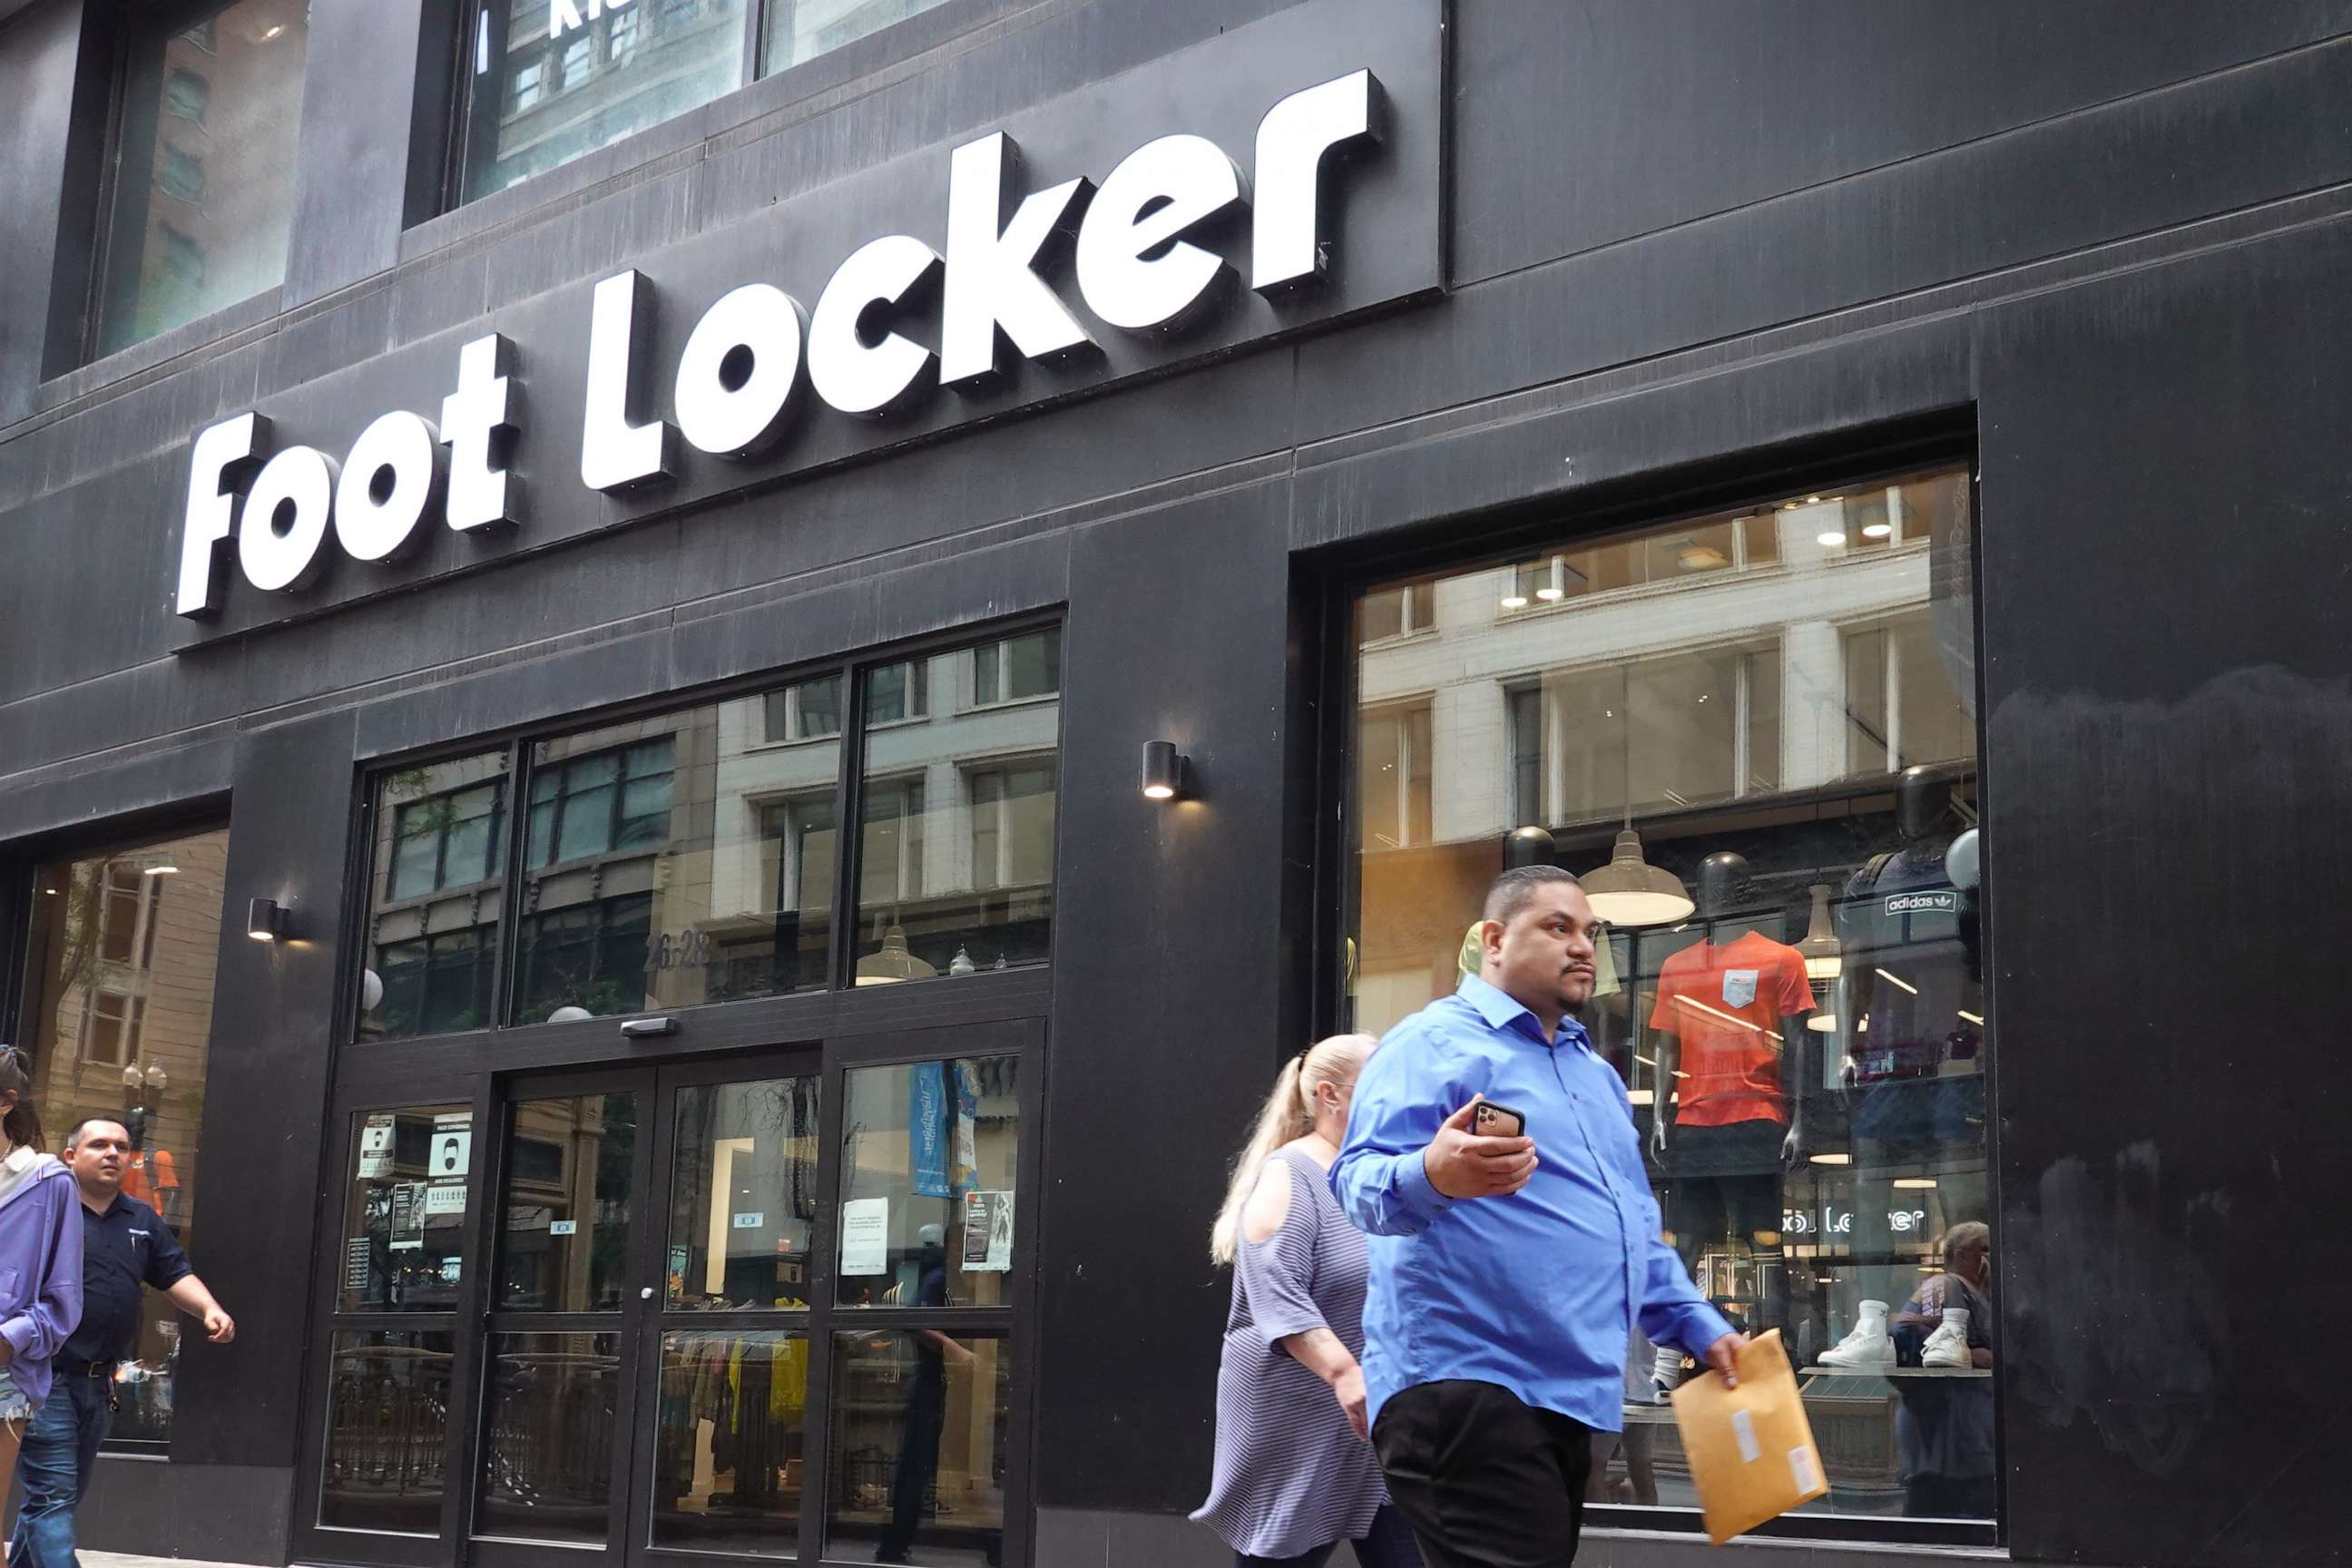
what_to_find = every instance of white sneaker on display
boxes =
[1652,1344,1684,1403]
[1817,1299,1896,1369]
[1921,1308,1972,1368]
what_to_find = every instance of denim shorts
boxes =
[0,1367,32,1422]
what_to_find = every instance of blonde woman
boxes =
[1192,1036,1421,1568]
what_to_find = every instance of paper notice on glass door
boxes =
[963,1190,1014,1272]
[840,1198,889,1276]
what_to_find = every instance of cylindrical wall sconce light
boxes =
[247,897,290,942]
[1141,740,1188,801]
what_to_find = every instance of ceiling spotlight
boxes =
[1808,1152,1852,1166]
[143,860,180,877]
[1500,593,1529,611]
[1806,495,1822,505]
[1893,1177,1939,1190]
[1862,523,1892,539]
[1817,531,1847,547]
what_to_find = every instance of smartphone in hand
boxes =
[1472,1101,1527,1139]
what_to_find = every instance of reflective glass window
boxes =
[765,0,956,74]
[836,1057,1019,1309]
[824,1330,1010,1565]
[476,1332,622,1542]
[460,0,749,202]
[20,828,226,1445]
[652,1328,809,1551]
[339,1106,474,1313]
[496,1093,640,1313]
[667,1077,822,1309]
[854,637,1059,984]
[1348,465,1990,1523]
[95,0,308,357]
[512,679,841,1020]
[319,1330,456,1534]
[361,754,509,1041]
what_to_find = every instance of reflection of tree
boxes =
[45,860,107,1004]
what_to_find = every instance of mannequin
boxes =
[1832,765,1980,1090]
[1650,853,1816,1166]
[1832,763,1987,1343]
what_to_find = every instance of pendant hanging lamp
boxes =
[855,922,938,985]
[1797,883,1843,979]
[1581,827,1695,927]
[1577,668,1693,927]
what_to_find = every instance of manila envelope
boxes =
[1668,1329,1828,1544]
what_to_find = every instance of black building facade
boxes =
[0,5,2346,1568]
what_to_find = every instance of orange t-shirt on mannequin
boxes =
[1647,931,1812,1126]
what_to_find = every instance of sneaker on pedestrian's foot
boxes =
[1921,1308,1972,1369]
[1817,1299,1896,1369]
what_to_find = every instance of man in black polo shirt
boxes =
[8,1119,235,1568]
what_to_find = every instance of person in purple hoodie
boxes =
[0,1046,84,1480]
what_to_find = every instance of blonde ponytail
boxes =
[1210,1034,1377,1264]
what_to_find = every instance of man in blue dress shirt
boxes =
[1333,865,1745,1567]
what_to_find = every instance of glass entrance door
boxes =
[635,1064,825,1558]
[468,1060,825,1568]
[473,1071,651,1562]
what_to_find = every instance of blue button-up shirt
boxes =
[1332,975,1734,1434]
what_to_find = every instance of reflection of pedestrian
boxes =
[876,1227,950,1565]
[1585,1331,1658,1505]
[1890,1222,1995,1518]
[1194,1035,1418,1568]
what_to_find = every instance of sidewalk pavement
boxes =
[88,1553,269,1568]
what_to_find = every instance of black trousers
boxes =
[1373,1382,1592,1568]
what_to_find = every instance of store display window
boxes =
[93,0,309,358]
[17,827,227,1446]
[1347,466,1994,1524]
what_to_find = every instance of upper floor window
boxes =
[354,631,1061,1037]
[390,779,507,899]
[972,628,1061,708]
[526,739,676,867]
[1358,579,1436,643]
[93,0,308,358]
[451,0,961,207]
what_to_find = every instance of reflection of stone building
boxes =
[518,707,723,1019]
[709,641,1060,988]
[24,832,225,1223]
[473,0,744,197]
[366,753,510,1038]
[108,1,309,351]
[1353,476,1975,1034]
[17,828,227,1444]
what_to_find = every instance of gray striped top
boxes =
[1192,1145,1389,1557]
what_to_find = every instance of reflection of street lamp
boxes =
[121,1059,170,1108]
